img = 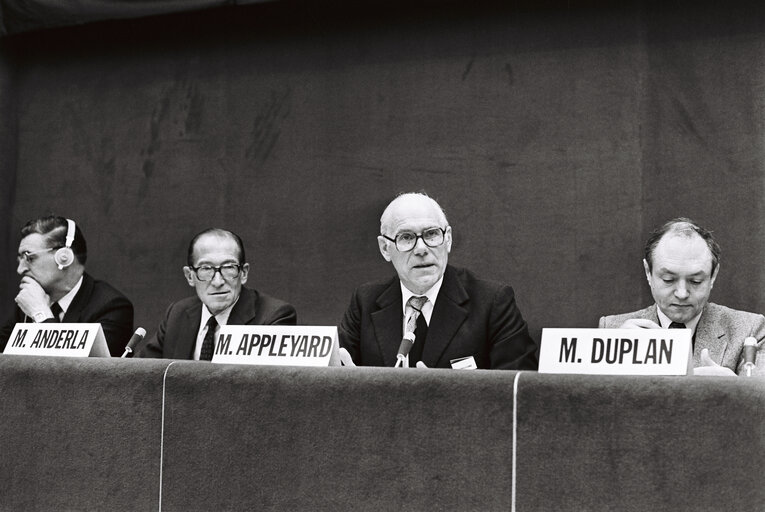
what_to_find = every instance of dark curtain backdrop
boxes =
[2,1,764,340]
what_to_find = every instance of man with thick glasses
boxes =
[138,228,296,360]
[338,193,537,369]
[0,215,134,356]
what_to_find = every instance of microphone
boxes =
[394,331,416,368]
[743,336,757,377]
[121,327,146,358]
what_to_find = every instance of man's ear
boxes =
[445,226,453,253]
[377,236,392,262]
[710,263,720,289]
[183,266,195,287]
[240,263,250,285]
[642,259,651,285]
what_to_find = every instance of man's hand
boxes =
[619,318,662,329]
[415,361,428,368]
[338,347,356,367]
[693,348,736,376]
[15,277,52,319]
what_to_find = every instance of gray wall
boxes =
[2,1,765,340]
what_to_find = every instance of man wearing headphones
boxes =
[0,215,134,356]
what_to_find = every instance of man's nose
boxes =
[412,236,429,255]
[16,259,27,275]
[210,270,226,286]
[674,282,690,299]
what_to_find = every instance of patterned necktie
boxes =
[50,302,63,322]
[405,296,428,367]
[199,316,218,361]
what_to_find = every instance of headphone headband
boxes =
[54,218,76,270]
[64,218,75,249]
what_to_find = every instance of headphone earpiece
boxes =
[54,219,76,270]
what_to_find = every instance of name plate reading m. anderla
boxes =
[539,328,692,376]
[212,325,339,366]
[4,323,110,357]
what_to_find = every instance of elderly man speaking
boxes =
[339,192,537,370]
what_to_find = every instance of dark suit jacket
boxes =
[137,286,297,359]
[0,272,134,356]
[339,265,538,369]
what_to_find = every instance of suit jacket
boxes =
[339,265,538,369]
[599,303,765,376]
[0,272,134,357]
[137,286,297,359]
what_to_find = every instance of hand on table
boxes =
[693,348,736,376]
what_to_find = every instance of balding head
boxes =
[379,193,448,236]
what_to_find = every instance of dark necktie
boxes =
[199,316,218,361]
[406,296,428,367]
[50,303,63,322]
[668,321,695,348]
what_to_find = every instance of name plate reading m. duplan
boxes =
[4,323,110,357]
[212,325,339,366]
[539,328,692,375]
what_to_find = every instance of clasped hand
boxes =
[337,347,429,368]
[15,277,51,319]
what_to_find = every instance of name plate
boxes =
[539,328,692,375]
[212,325,339,366]
[4,323,110,357]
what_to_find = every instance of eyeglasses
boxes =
[381,227,448,252]
[17,248,56,264]
[190,264,242,281]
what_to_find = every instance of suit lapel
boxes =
[371,279,404,367]
[175,301,203,359]
[693,305,726,366]
[228,288,257,325]
[421,266,468,366]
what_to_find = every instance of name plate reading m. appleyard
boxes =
[212,325,340,366]
[539,328,693,376]
[4,323,110,357]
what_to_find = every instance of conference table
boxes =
[1,354,763,511]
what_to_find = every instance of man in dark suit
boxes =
[0,216,134,356]
[138,228,296,360]
[339,193,537,370]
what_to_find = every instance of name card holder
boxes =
[539,328,693,376]
[212,325,340,367]
[4,323,110,357]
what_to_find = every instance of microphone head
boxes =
[125,327,147,352]
[743,337,757,371]
[397,338,414,358]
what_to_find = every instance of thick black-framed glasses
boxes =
[382,227,448,252]
[191,263,242,281]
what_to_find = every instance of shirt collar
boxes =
[656,305,703,333]
[200,296,239,328]
[400,276,444,314]
[55,275,83,315]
